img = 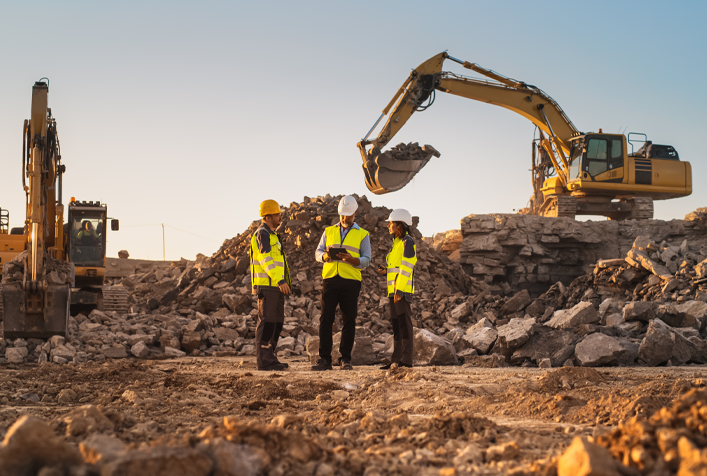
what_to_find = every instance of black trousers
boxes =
[388,295,414,366]
[255,288,285,369]
[319,276,361,364]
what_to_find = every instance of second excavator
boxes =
[358,52,691,220]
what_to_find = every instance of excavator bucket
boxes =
[2,283,70,339]
[359,142,440,195]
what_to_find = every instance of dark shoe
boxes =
[311,359,332,371]
[259,362,287,371]
[399,362,413,368]
[277,361,289,369]
[341,361,353,371]
[379,363,393,370]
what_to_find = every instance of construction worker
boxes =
[251,199,292,371]
[377,209,417,369]
[312,195,371,371]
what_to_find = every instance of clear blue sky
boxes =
[1,0,705,260]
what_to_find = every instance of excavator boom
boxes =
[358,52,580,194]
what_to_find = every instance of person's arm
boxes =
[395,236,416,297]
[356,234,371,269]
[315,232,328,263]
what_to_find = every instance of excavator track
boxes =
[100,286,129,314]
[539,195,576,219]
[627,197,654,220]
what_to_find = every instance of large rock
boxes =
[575,333,627,367]
[80,434,128,464]
[200,438,264,476]
[674,301,707,330]
[5,347,27,363]
[413,329,458,366]
[625,248,672,279]
[558,437,621,476]
[213,327,240,342]
[0,416,83,475]
[222,294,252,314]
[131,342,150,359]
[331,327,378,365]
[101,345,128,359]
[500,289,531,315]
[511,328,578,367]
[637,319,692,366]
[100,447,214,476]
[546,302,599,329]
[497,318,534,349]
[464,327,497,355]
[181,331,202,353]
[622,301,655,322]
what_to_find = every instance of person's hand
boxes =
[377,266,386,276]
[394,292,402,303]
[338,251,360,266]
[279,283,291,295]
[322,252,330,262]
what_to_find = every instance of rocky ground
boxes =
[0,358,705,475]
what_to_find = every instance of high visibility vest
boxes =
[250,226,290,293]
[386,235,417,296]
[322,225,368,281]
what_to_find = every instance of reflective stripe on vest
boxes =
[386,235,417,295]
[250,226,290,293]
[322,225,368,281]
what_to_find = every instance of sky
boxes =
[1,0,705,261]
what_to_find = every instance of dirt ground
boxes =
[1,358,705,475]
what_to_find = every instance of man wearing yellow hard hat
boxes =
[250,199,292,371]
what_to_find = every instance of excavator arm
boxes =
[358,52,581,194]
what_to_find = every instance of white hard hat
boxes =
[338,195,358,216]
[387,209,413,226]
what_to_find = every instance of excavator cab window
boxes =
[68,211,105,266]
[568,141,584,181]
[586,138,609,176]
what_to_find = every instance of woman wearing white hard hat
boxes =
[377,209,417,368]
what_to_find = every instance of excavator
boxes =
[0,81,126,339]
[357,52,692,219]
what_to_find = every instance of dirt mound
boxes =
[535,367,605,392]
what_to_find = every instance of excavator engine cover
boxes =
[2,283,70,339]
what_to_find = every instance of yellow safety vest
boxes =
[386,235,417,296]
[322,225,368,281]
[250,226,290,293]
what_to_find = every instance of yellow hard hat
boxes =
[259,199,280,217]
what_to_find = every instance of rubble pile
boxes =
[2,200,707,369]
[376,142,441,164]
[459,211,707,296]
[1,251,74,285]
[2,195,485,365]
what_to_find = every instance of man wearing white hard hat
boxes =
[312,195,372,371]
[377,209,417,369]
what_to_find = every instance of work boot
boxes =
[379,363,394,370]
[259,362,287,371]
[311,359,332,371]
[341,360,353,371]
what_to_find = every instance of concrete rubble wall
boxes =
[458,211,707,295]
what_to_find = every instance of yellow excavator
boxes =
[358,52,692,219]
[1,81,126,339]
